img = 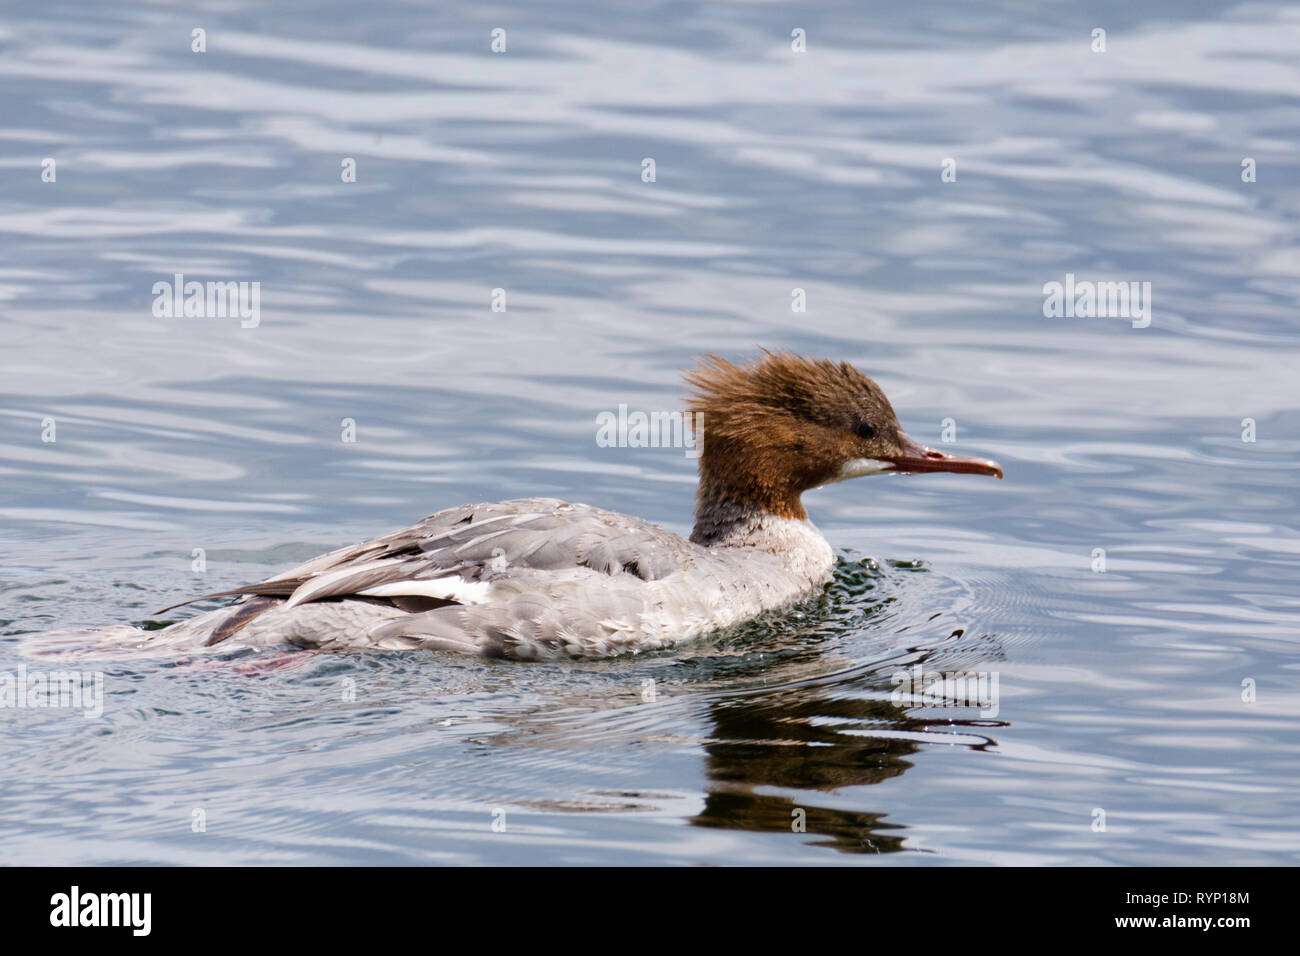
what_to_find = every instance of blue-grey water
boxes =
[1,1,1298,865]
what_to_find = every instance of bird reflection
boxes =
[689,629,1005,854]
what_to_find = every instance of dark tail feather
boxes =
[203,595,285,646]
[154,582,298,615]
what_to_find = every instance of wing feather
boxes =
[155,498,705,652]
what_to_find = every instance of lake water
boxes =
[1,0,1298,865]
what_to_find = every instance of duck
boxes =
[35,353,1002,660]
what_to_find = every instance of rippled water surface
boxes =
[2,1,1298,864]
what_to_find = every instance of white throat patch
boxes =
[824,457,893,484]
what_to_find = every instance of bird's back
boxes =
[26,498,833,661]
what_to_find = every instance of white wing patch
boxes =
[358,577,493,606]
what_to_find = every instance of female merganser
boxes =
[38,353,1002,660]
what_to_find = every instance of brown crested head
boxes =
[685,351,1002,523]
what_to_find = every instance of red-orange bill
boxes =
[885,432,1004,479]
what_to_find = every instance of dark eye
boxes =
[855,422,877,440]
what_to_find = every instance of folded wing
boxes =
[159,498,703,653]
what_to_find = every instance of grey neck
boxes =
[690,495,764,546]
[690,494,836,588]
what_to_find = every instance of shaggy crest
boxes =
[685,351,906,526]
[684,351,1001,535]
